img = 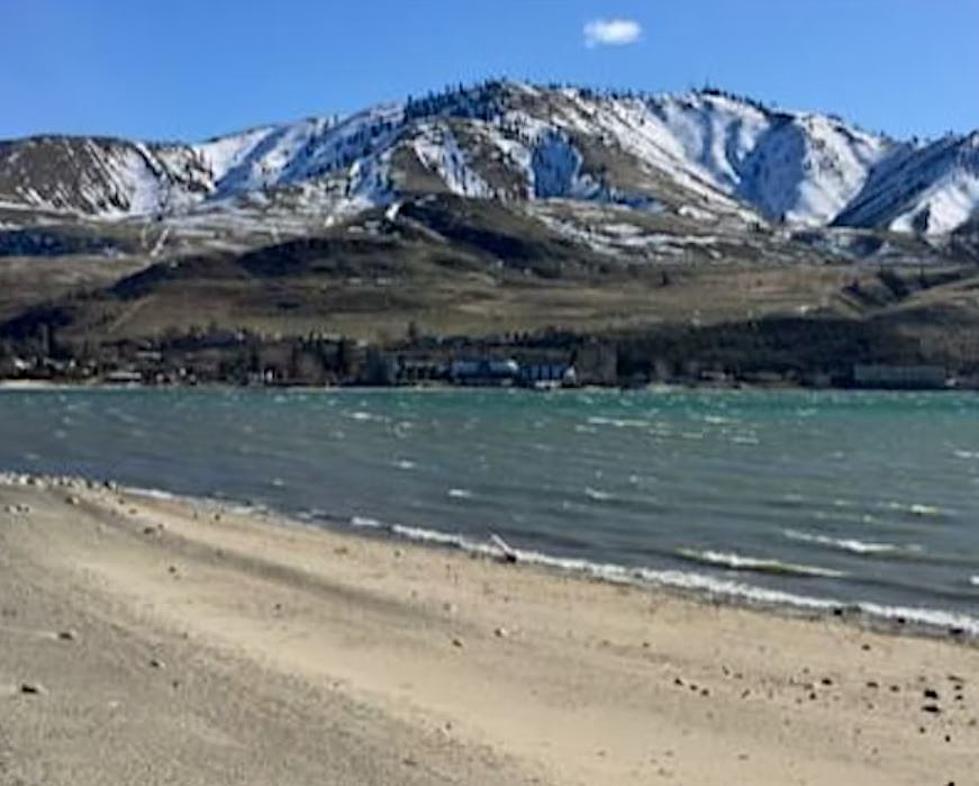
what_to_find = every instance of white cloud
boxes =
[583,18,642,48]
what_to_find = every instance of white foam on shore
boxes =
[124,487,178,501]
[677,548,846,578]
[783,528,921,556]
[383,521,979,635]
[350,515,384,529]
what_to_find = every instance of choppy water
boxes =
[1,387,978,634]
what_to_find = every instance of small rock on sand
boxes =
[57,630,78,641]
[20,682,46,695]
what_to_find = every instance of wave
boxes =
[6,472,977,639]
[586,416,651,429]
[880,500,947,518]
[346,410,387,423]
[379,520,978,637]
[447,488,473,500]
[584,487,613,502]
[782,528,921,556]
[677,548,845,578]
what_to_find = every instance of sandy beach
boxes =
[1,474,976,785]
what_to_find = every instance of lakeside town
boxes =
[0,322,964,390]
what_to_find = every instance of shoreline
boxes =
[0,377,971,393]
[5,470,978,644]
[2,471,977,785]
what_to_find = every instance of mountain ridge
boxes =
[1,80,978,236]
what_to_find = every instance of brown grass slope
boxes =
[1,196,979,375]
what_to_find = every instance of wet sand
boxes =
[1,474,976,785]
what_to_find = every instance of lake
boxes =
[1,387,977,634]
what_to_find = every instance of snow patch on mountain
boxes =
[530,131,601,199]
[195,126,277,185]
[581,92,893,225]
[410,122,493,198]
[195,104,403,200]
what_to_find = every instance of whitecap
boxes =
[677,548,845,578]
[587,416,650,429]
[447,488,473,500]
[782,529,920,556]
[882,500,945,517]
[585,487,613,502]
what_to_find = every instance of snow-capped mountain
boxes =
[1,80,976,235]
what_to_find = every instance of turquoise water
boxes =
[1,387,978,633]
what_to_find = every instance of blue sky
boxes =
[3,0,977,142]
